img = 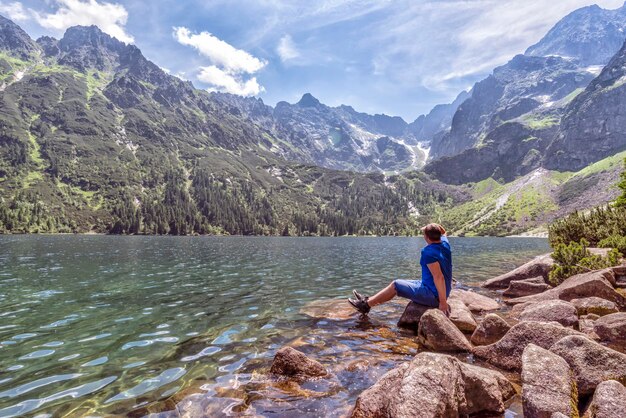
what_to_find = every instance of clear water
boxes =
[0,236,549,417]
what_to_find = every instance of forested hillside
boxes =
[0,17,465,236]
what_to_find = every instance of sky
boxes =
[1,0,625,121]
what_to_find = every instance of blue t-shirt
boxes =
[420,236,452,299]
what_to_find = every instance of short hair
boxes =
[422,223,442,241]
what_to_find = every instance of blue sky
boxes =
[1,0,624,121]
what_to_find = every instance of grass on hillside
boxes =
[0,52,30,82]
[443,152,626,236]
[571,150,626,178]
[522,114,560,130]
[562,88,585,104]
[603,76,626,93]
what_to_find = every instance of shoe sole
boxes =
[348,298,369,314]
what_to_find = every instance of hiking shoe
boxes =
[348,297,370,315]
[352,289,366,301]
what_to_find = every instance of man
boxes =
[348,223,452,315]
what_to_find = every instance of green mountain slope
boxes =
[0,18,466,235]
[443,151,626,236]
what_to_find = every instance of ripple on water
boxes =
[114,317,134,323]
[39,341,64,348]
[218,357,246,374]
[138,331,169,337]
[11,333,38,341]
[78,333,112,342]
[40,315,80,329]
[58,354,81,362]
[181,346,221,362]
[121,337,179,350]
[81,356,108,367]
[30,290,64,299]
[0,376,117,417]
[211,326,246,345]
[122,361,146,369]
[0,374,82,399]
[18,349,55,360]
[105,368,186,404]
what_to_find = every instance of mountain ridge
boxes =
[1,7,626,237]
[0,16,465,236]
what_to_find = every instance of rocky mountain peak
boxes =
[525,2,626,66]
[56,25,130,72]
[60,25,127,50]
[36,36,60,57]
[297,93,322,108]
[0,14,40,59]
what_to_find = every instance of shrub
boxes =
[548,206,626,247]
[549,239,621,285]
[598,234,626,256]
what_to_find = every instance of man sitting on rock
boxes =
[349,223,452,316]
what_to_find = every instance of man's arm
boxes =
[427,261,449,315]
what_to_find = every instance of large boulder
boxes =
[518,300,579,328]
[506,269,626,308]
[578,316,600,340]
[473,321,582,371]
[521,344,578,418]
[448,298,478,332]
[613,266,626,288]
[449,289,500,311]
[549,335,626,396]
[460,362,516,416]
[583,380,626,418]
[418,309,472,352]
[351,352,515,418]
[593,312,626,351]
[483,254,553,289]
[471,313,511,346]
[503,277,552,298]
[270,346,327,379]
[397,302,431,332]
[571,297,619,316]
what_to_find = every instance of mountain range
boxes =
[0,15,465,236]
[426,2,626,181]
[1,2,626,236]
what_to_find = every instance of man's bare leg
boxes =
[367,281,397,307]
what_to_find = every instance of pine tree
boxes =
[615,157,626,207]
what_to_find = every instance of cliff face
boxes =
[0,15,39,59]
[407,90,470,143]
[546,39,626,171]
[427,2,626,171]
[429,55,594,160]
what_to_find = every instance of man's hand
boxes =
[436,224,447,236]
[438,300,450,317]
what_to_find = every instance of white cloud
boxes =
[277,34,300,62]
[173,26,266,96]
[363,0,626,93]
[0,1,30,21]
[198,65,264,96]
[173,26,265,73]
[33,0,134,44]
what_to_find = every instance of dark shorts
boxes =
[393,279,439,307]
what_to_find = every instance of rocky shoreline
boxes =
[144,252,626,417]
[267,253,626,417]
